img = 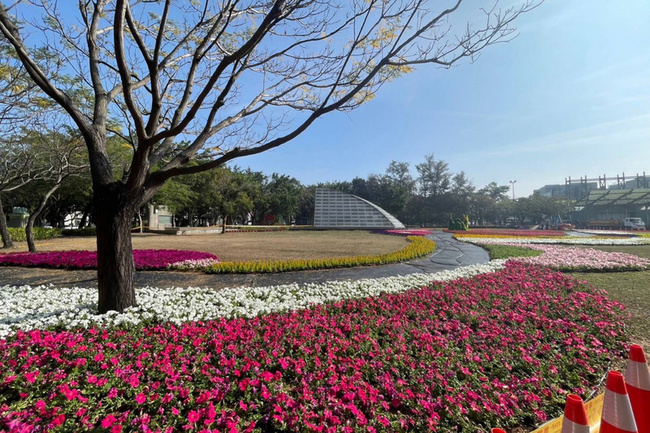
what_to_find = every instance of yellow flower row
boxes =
[205,236,436,274]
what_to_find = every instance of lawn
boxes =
[3,231,409,262]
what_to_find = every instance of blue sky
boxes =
[241,0,650,197]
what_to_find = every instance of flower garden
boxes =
[0,228,648,432]
[0,250,219,270]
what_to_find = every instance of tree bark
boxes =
[0,195,13,249]
[94,184,137,313]
[78,202,92,229]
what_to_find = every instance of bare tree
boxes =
[23,130,88,252]
[0,0,540,312]
[0,141,40,248]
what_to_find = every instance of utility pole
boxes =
[509,180,517,200]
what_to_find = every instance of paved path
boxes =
[0,232,489,289]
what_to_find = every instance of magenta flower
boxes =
[0,263,629,432]
[187,410,200,423]
[101,415,117,428]
[0,249,218,270]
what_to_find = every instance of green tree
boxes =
[266,174,304,224]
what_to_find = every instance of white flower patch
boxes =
[457,236,650,246]
[573,229,644,237]
[0,261,506,338]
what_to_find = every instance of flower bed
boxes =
[0,263,628,432]
[376,229,432,237]
[508,244,650,271]
[0,250,218,270]
[178,236,436,273]
[458,236,650,246]
[449,229,567,237]
[0,262,505,338]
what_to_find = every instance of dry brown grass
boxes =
[5,231,409,262]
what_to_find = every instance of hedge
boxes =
[7,227,61,242]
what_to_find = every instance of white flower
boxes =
[0,261,506,338]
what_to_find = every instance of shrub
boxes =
[61,227,97,237]
[7,227,60,242]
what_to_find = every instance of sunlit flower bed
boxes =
[449,229,566,237]
[0,263,627,432]
[457,236,650,246]
[0,262,504,339]
[574,229,644,237]
[0,250,218,270]
[508,244,650,271]
[378,229,431,236]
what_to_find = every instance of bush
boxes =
[201,236,436,274]
[7,227,60,242]
[61,227,96,237]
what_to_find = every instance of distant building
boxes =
[573,188,650,223]
[7,207,29,228]
[147,205,174,229]
[534,183,597,200]
[313,188,405,229]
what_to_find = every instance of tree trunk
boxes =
[94,184,137,313]
[26,175,66,253]
[137,210,143,233]
[0,195,13,249]
[78,202,92,229]
[25,217,36,252]
[222,215,228,234]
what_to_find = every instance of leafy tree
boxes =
[478,182,511,201]
[266,174,304,224]
[0,0,538,312]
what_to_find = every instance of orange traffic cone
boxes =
[561,394,590,433]
[601,371,638,433]
[625,344,650,433]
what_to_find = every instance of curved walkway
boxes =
[0,232,489,289]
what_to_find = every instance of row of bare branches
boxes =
[0,0,539,201]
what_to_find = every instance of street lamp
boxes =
[509,180,517,200]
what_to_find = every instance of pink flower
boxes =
[102,414,117,428]
[135,393,147,404]
[187,410,200,423]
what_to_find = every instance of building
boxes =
[573,188,650,223]
[534,182,597,200]
[313,188,405,229]
[147,205,174,230]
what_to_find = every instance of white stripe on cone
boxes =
[602,387,638,432]
[561,418,590,433]
[625,349,650,433]
[626,359,650,391]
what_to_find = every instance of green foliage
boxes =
[8,227,60,242]
[204,236,436,274]
[449,214,470,231]
[61,227,96,237]
[482,244,544,260]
